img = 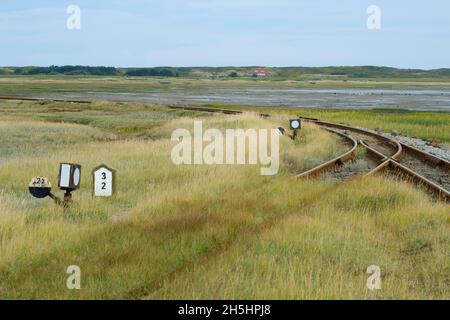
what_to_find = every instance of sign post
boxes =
[29,176,62,205]
[289,119,302,141]
[29,176,52,198]
[29,163,82,208]
[58,163,82,206]
[92,165,115,197]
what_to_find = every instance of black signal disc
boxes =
[29,186,51,199]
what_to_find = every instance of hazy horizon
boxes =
[2,65,450,70]
[0,64,450,71]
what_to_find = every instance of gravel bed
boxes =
[386,134,450,162]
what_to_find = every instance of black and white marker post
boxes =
[92,164,116,197]
[28,163,81,208]
[289,119,302,141]
[58,163,81,206]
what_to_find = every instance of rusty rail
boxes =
[0,95,91,104]
[167,104,271,118]
[359,140,389,162]
[300,118,449,201]
[296,128,358,179]
[307,119,402,160]
[0,95,272,117]
[168,104,243,115]
[385,159,449,201]
[399,142,450,170]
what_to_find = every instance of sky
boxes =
[1,0,449,69]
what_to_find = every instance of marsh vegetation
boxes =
[0,100,448,299]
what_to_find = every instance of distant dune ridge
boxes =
[2,65,450,79]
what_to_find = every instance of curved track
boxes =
[299,118,450,201]
[296,128,358,179]
[307,120,402,160]
[297,129,386,182]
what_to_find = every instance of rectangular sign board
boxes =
[59,164,71,188]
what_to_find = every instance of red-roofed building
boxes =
[250,68,268,77]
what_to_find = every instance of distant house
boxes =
[250,68,268,77]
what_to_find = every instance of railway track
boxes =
[306,120,402,160]
[296,128,358,179]
[299,119,450,201]
[0,95,270,116]
[167,104,243,115]
[1,95,448,200]
[322,145,384,181]
[167,104,271,118]
[399,143,450,191]
[0,95,91,104]
[297,127,388,182]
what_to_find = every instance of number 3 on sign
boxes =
[92,165,115,197]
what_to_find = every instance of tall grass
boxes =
[152,178,449,300]
[0,101,448,299]
[0,105,342,298]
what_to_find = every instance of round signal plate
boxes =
[29,176,52,198]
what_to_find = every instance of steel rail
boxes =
[399,142,450,170]
[296,128,358,179]
[386,159,449,201]
[359,140,389,162]
[167,104,243,115]
[167,104,271,118]
[300,118,449,201]
[0,95,91,104]
[306,119,403,160]
[297,130,388,181]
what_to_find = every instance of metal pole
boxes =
[48,192,62,206]
[292,129,298,141]
[63,190,73,208]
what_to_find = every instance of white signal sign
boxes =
[290,119,301,130]
[58,163,82,190]
[92,165,115,197]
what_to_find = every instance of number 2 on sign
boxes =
[93,165,115,197]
